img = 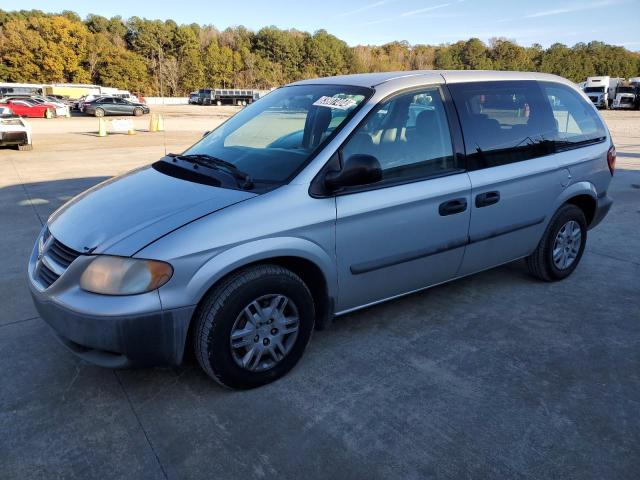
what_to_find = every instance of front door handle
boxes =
[439,198,468,216]
[475,191,500,208]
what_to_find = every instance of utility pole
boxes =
[159,47,165,104]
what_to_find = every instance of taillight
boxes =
[607,145,616,175]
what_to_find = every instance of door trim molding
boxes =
[349,216,545,275]
[468,216,545,244]
[350,237,468,275]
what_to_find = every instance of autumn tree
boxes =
[0,9,638,94]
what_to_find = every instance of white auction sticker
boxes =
[312,96,357,110]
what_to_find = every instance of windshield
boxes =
[183,84,371,184]
[617,87,635,93]
[584,87,605,93]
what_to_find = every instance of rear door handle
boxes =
[439,198,468,216]
[475,191,500,208]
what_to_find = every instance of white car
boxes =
[0,106,32,151]
[31,96,71,117]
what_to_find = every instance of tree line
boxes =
[1,9,639,95]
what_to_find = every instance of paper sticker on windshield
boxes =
[313,96,357,110]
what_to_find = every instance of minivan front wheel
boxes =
[193,264,315,389]
[526,204,587,281]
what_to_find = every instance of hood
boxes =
[48,165,257,256]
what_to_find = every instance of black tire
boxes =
[133,107,143,116]
[18,143,33,151]
[94,108,105,117]
[193,264,315,389]
[526,204,587,282]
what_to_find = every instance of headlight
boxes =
[80,256,173,295]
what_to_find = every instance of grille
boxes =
[36,230,81,288]
[620,97,633,104]
[48,238,80,268]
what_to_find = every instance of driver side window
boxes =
[341,87,457,182]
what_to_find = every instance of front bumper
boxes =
[30,290,194,367]
[590,193,613,230]
[27,235,195,368]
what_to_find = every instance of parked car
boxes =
[0,95,68,116]
[29,96,71,117]
[83,96,150,117]
[188,92,199,104]
[0,106,32,150]
[28,71,614,389]
[77,94,106,112]
[0,98,56,118]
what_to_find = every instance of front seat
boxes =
[403,109,443,167]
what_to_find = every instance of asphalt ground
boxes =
[1,106,639,479]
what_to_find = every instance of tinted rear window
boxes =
[450,80,606,169]
[449,80,557,168]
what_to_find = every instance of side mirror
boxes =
[325,154,382,191]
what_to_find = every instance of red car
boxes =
[0,98,56,118]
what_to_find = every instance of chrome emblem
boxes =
[37,234,54,262]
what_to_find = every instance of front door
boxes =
[334,86,471,313]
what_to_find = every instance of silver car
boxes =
[28,71,614,389]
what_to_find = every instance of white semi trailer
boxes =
[584,76,624,109]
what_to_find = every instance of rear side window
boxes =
[540,82,607,148]
[449,81,557,169]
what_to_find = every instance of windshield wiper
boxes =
[168,153,254,189]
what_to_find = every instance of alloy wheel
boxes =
[552,220,582,270]
[229,294,300,372]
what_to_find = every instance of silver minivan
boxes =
[29,71,614,389]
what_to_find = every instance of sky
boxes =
[6,0,640,50]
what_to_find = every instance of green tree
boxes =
[461,38,493,70]
[489,38,534,71]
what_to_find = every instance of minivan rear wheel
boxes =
[526,204,587,281]
[192,264,315,389]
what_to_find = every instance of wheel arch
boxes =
[553,181,598,226]
[566,194,596,226]
[179,238,337,350]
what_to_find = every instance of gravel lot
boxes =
[1,105,639,479]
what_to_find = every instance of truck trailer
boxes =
[0,83,44,97]
[197,88,258,106]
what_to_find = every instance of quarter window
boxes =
[540,82,607,147]
[341,87,457,182]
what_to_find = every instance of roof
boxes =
[292,70,570,89]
